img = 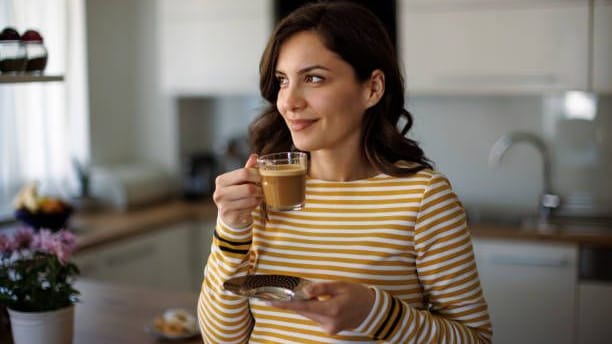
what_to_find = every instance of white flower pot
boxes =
[8,305,74,344]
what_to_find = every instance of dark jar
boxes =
[21,29,48,74]
[23,41,47,73]
[0,40,27,74]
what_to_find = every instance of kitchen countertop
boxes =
[72,199,612,251]
[470,222,612,248]
[1,279,202,344]
[73,199,217,253]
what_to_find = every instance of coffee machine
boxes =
[183,153,217,200]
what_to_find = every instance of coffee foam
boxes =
[259,164,306,176]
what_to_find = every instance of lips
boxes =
[288,119,318,131]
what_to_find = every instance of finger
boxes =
[268,299,329,313]
[215,183,263,203]
[216,168,261,188]
[219,196,262,213]
[244,154,258,168]
[304,282,341,299]
[213,184,263,210]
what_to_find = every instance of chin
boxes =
[291,136,320,152]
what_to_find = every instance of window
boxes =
[0,0,89,219]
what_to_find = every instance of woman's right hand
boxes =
[213,154,263,228]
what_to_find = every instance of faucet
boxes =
[489,132,561,228]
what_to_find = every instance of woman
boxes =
[199,2,492,343]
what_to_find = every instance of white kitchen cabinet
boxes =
[74,222,196,292]
[399,0,590,94]
[158,0,272,95]
[593,0,612,93]
[188,219,216,292]
[473,238,578,344]
[577,281,612,344]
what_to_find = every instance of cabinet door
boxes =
[187,220,216,292]
[577,281,612,344]
[593,0,612,92]
[400,1,590,93]
[74,233,161,286]
[159,0,272,94]
[473,238,578,344]
[74,222,195,291]
[154,222,194,291]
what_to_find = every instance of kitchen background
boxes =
[1,0,612,343]
[85,0,612,220]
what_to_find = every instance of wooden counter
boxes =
[471,222,612,248]
[1,280,203,344]
[71,199,612,250]
[73,199,217,252]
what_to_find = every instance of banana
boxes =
[13,183,40,213]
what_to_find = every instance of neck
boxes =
[309,149,377,181]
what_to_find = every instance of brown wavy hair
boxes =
[249,1,433,176]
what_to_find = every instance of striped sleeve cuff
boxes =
[353,288,406,341]
[214,216,253,255]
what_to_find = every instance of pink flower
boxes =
[56,230,77,254]
[0,233,16,252]
[0,227,80,311]
[14,227,34,249]
[30,229,77,264]
[32,229,56,253]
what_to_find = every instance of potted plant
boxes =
[0,227,80,344]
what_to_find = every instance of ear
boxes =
[363,69,385,109]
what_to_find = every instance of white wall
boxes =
[410,95,546,217]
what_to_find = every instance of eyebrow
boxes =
[275,65,330,75]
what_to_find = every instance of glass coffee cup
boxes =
[257,152,307,211]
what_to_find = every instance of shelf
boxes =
[0,74,64,84]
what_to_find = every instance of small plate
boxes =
[223,274,312,301]
[145,308,199,341]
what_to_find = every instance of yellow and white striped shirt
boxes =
[199,169,492,343]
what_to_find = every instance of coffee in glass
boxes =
[257,152,307,211]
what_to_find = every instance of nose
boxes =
[277,83,306,113]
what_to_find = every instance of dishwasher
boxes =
[577,247,612,344]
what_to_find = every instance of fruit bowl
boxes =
[14,203,73,231]
[13,183,73,231]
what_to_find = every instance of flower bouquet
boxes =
[0,228,80,344]
[0,227,79,311]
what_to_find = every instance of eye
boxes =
[275,75,288,87]
[305,75,324,84]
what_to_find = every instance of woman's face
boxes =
[275,31,373,154]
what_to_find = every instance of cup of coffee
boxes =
[257,152,307,211]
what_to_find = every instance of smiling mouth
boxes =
[288,119,318,131]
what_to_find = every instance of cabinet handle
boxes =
[106,245,156,267]
[489,253,570,267]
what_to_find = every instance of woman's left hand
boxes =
[269,281,375,335]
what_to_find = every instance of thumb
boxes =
[305,282,338,299]
[244,154,258,168]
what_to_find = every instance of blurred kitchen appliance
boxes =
[70,158,99,212]
[183,153,217,200]
[217,135,250,173]
[89,163,176,211]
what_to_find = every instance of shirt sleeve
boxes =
[353,172,492,343]
[197,214,255,344]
